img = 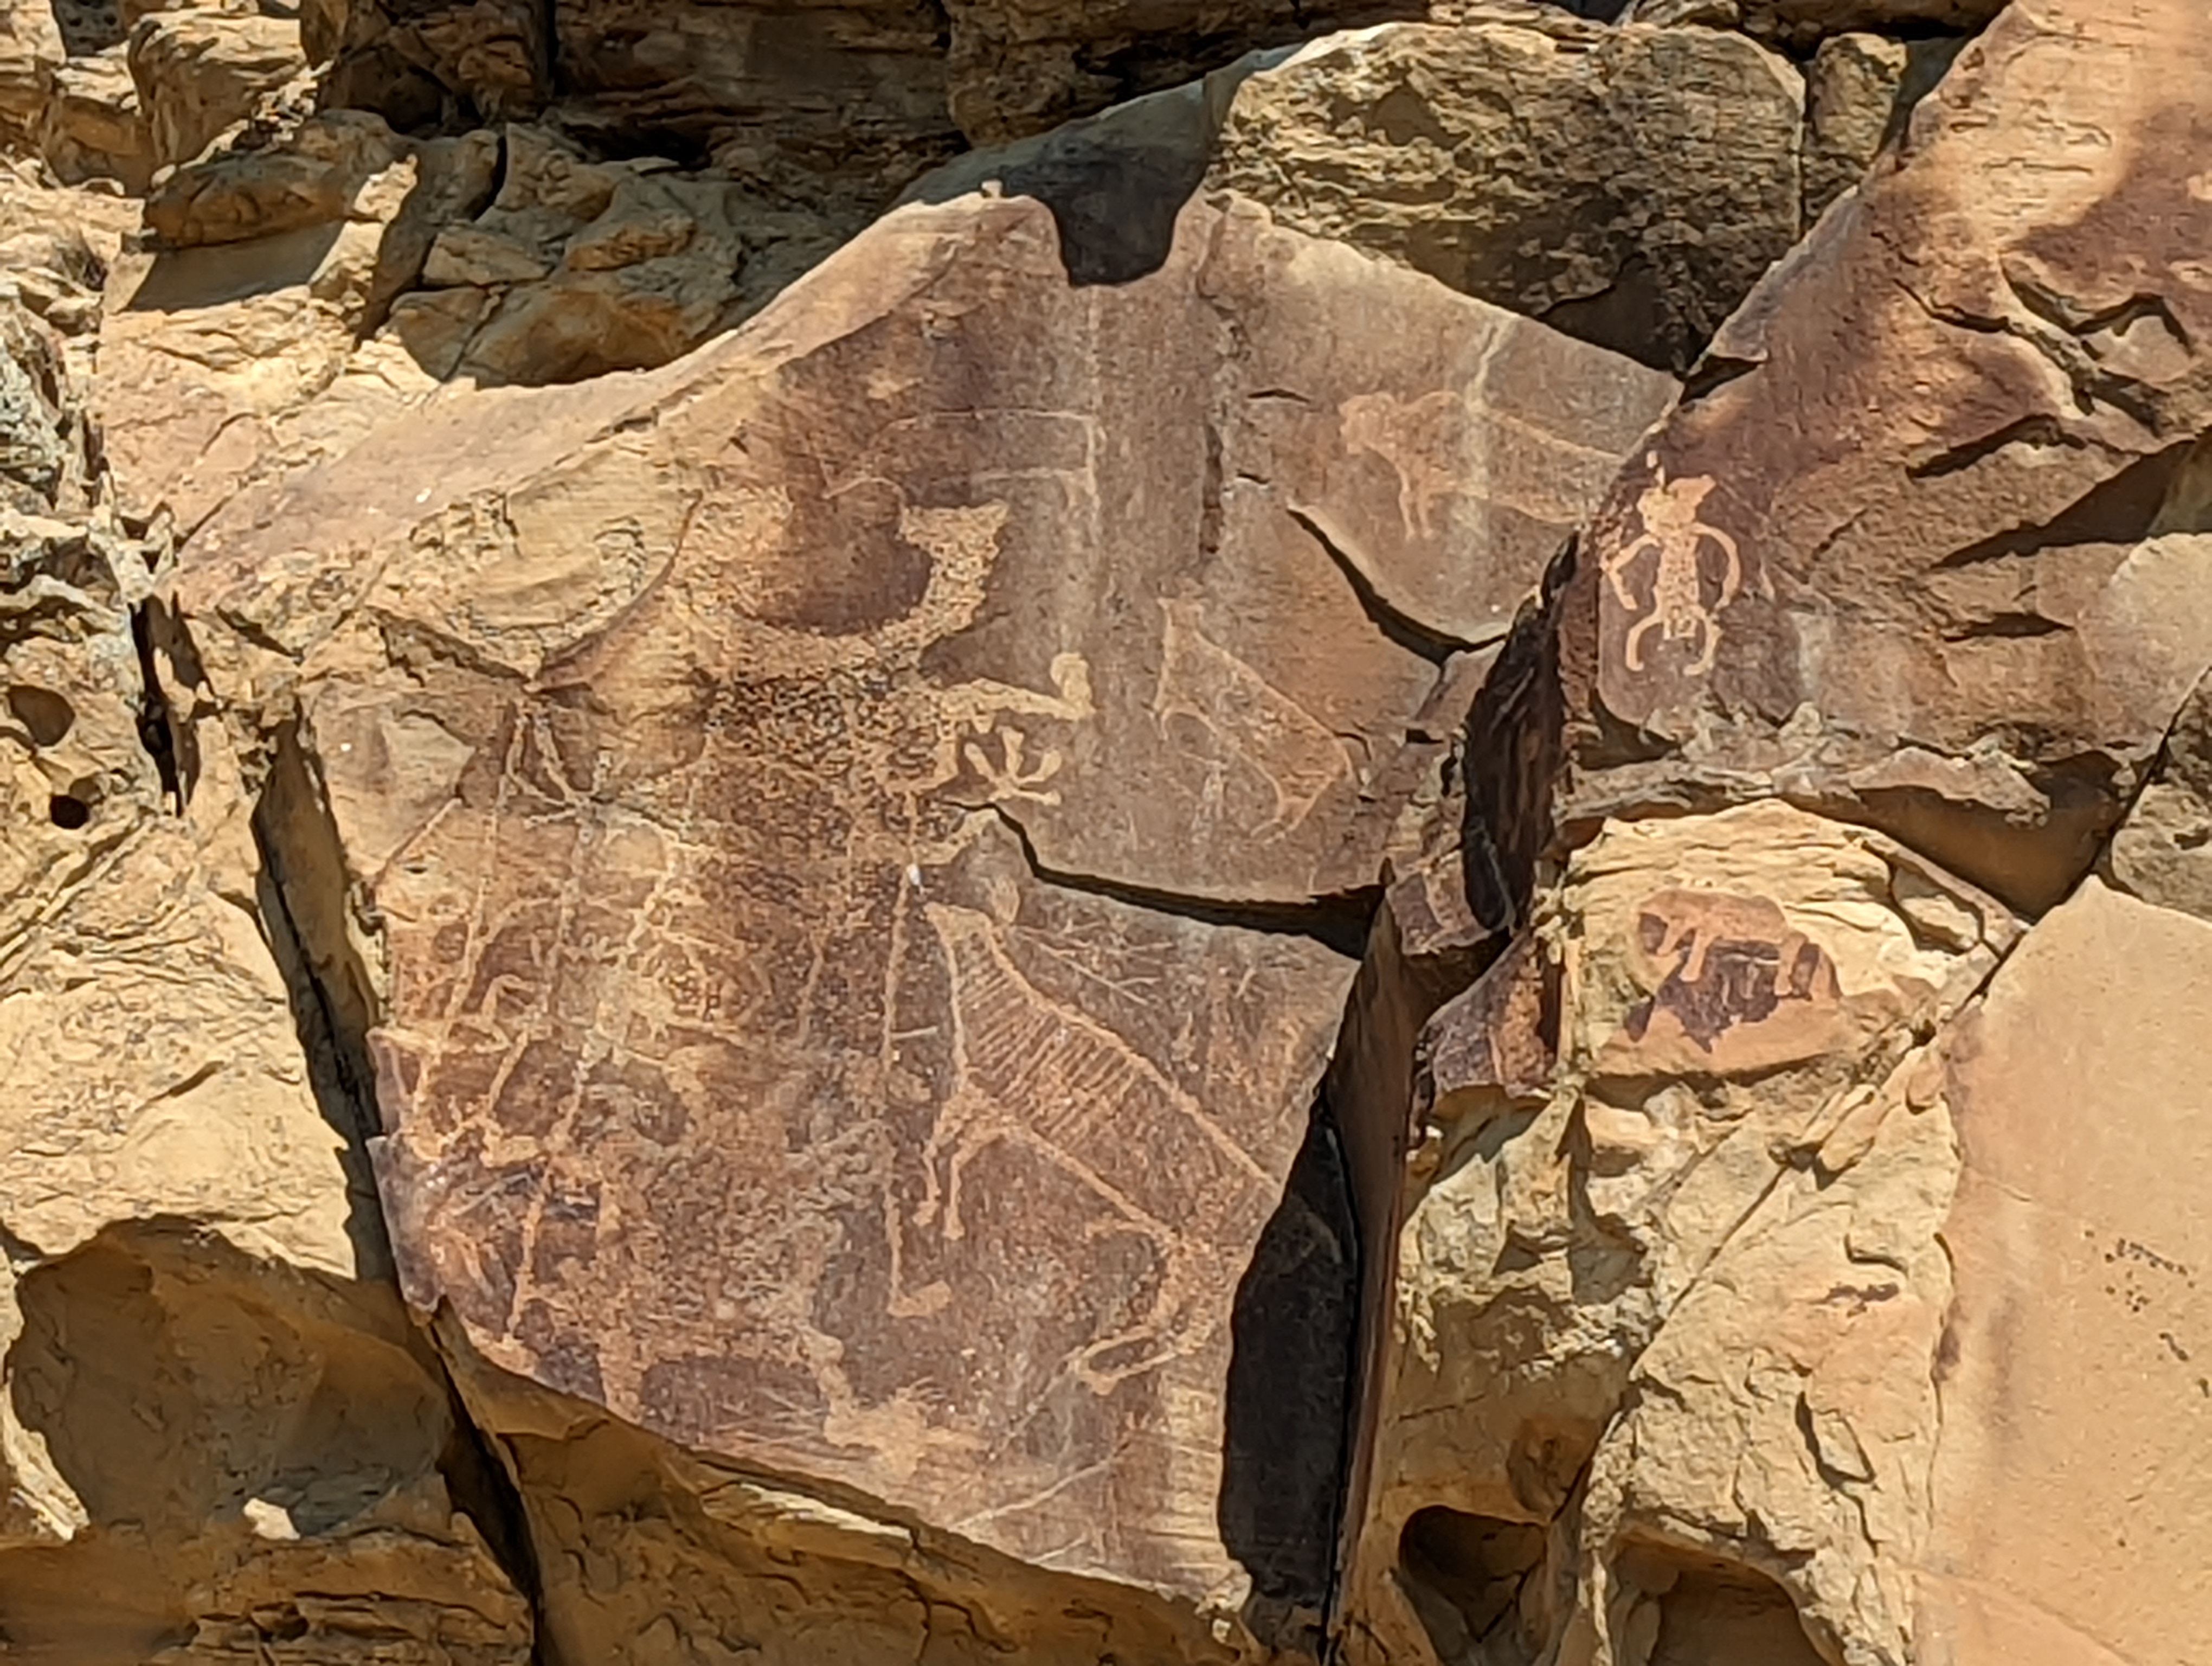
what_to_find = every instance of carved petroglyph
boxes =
[1604,464,1743,675]
[679,484,1012,677]
[1623,888,1842,1053]
[911,900,1268,1394]
[1152,598,1354,842]
[372,470,1300,1482]
[1341,388,1463,540]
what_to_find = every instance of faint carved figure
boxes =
[912,900,1267,1393]
[1151,598,1352,841]
[961,726,1065,805]
[1341,388,1464,540]
[1603,465,1742,675]
[681,485,1011,677]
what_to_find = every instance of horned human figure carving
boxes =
[1603,464,1742,676]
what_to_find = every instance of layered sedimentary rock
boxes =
[0,291,529,1661]
[173,187,1675,1656]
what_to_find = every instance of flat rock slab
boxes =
[1925,880,2212,1664]
[181,190,1669,1614]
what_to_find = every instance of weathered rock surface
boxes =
[1341,801,2014,1666]
[0,0,63,149]
[128,7,305,171]
[11,0,2212,1660]
[2104,670,2212,922]
[171,184,1677,1655]
[0,292,530,1663]
[93,106,460,533]
[1801,31,1960,223]
[1557,0,2212,912]
[1920,878,2212,1666]
[1206,18,1805,373]
[39,44,151,190]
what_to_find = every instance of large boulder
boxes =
[1206,18,1805,373]
[1554,0,2212,913]
[174,187,1676,1660]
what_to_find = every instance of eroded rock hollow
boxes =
[1,0,2206,1661]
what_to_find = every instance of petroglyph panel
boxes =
[1559,1,2212,912]
[1208,217,1679,651]
[173,190,1593,1617]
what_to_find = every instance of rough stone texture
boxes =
[14,0,2212,1662]
[1920,879,2212,1666]
[91,107,509,533]
[422,124,755,387]
[128,7,306,170]
[0,292,530,1664]
[2104,671,2212,922]
[940,0,1426,145]
[0,0,63,148]
[1801,31,1962,225]
[38,43,152,190]
[1740,0,2005,49]
[1339,801,2014,1666]
[1558,0,2212,913]
[0,157,134,342]
[1207,18,1805,373]
[171,188,1673,1656]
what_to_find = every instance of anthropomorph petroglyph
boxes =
[1340,388,1464,541]
[1152,597,1353,841]
[1603,463,1743,675]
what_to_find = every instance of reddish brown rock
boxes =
[178,189,1674,1653]
[1553,0,2212,912]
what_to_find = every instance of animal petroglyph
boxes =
[910,899,1269,1394]
[1623,888,1842,1053]
[1341,388,1464,541]
[1603,464,1743,676]
[1151,598,1353,842]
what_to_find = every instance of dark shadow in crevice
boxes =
[1398,1505,1547,1666]
[250,721,393,1276]
[1219,1095,1361,1658]
[1458,538,1573,939]
[982,804,1379,957]
[1613,1540,1828,1666]
[903,78,1225,286]
[1934,437,2196,567]
[1289,507,1475,666]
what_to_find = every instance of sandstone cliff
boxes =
[0,0,2205,1662]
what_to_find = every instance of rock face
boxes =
[1922,877,2212,1666]
[10,0,2212,1661]
[0,288,529,1661]
[1559,0,2212,913]
[1206,18,1805,373]
[1337,5,2212,1666]
[173,188,1673,1656]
